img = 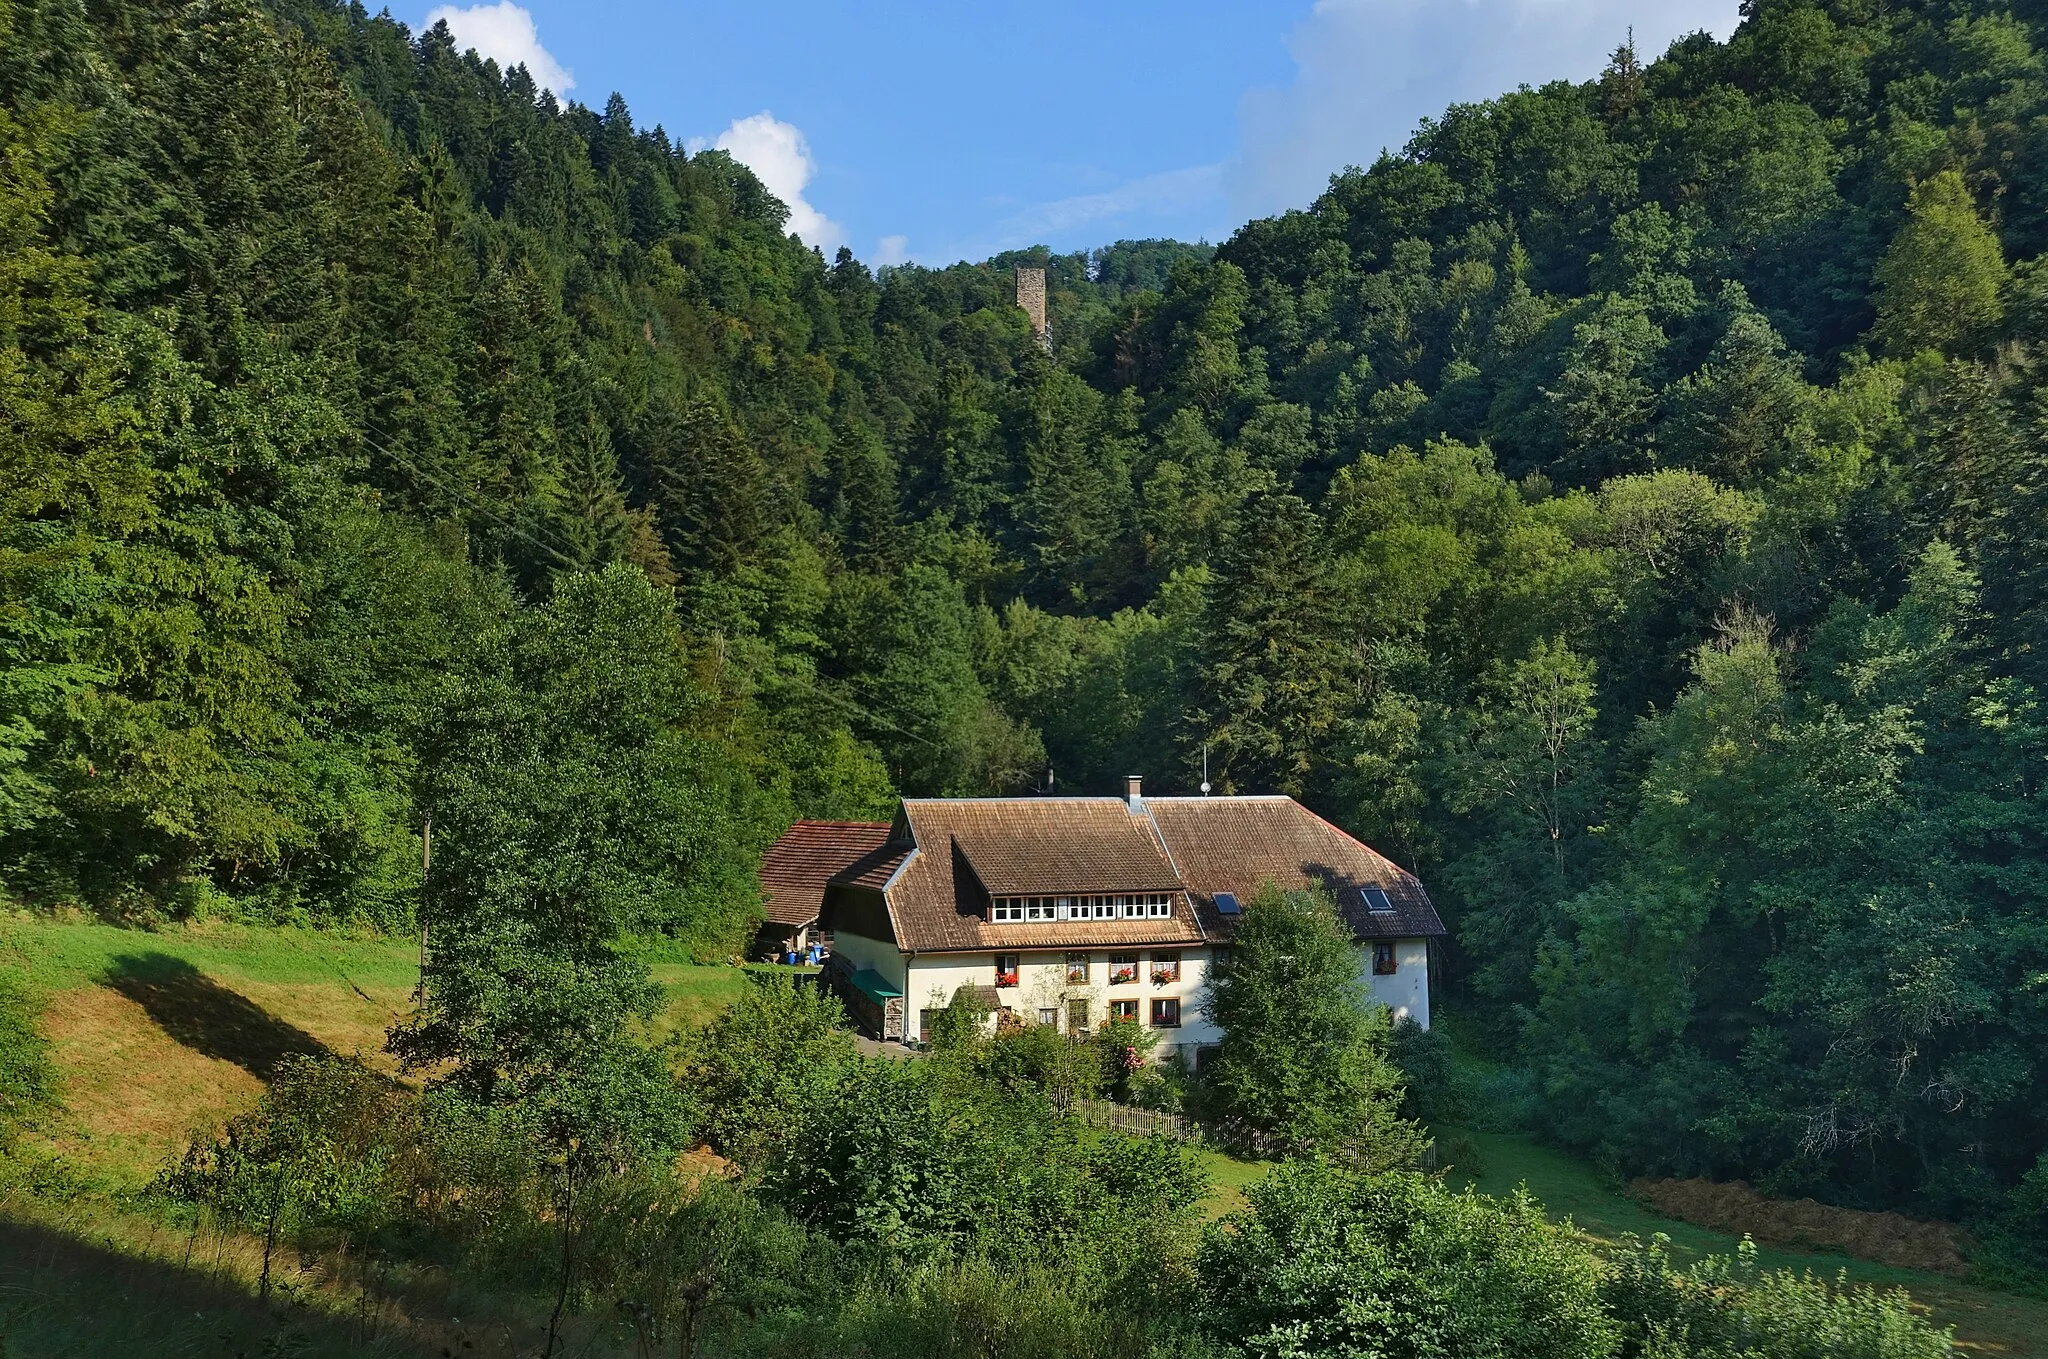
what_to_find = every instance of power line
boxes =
[353,420,587,570]
[353,422,949,754]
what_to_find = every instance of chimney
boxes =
[1125,774,1143,808]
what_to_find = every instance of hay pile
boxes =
[1627,1178,1968,1277]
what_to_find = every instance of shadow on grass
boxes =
[103,953,329,1080]
[0,1217,429,1358]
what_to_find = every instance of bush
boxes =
[762,1256,1165,1359]
[159,1056,415,1295]
[1387,1018,1464,1125]
[1085,1015,1161,1104]
[1603,1235,1954,1359]
[682,974,857,1169]
[984,1018,1104,1108]
[1196,1163,1620,1359]
[576,1168,829,1355]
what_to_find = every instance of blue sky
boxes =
[421,0,1742,268]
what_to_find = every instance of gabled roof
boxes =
[757,820,892,927]
[944,799,1182,895]
[1145,796,1444,941]
[857,799,1205,953]
[806,793,1443,952]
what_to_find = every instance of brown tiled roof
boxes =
[757,820,892,926]
[946,799,1182,895]
[1145,796,1444,940]
[869,799,1206,953]
[836,844,912,892]
[818,794,1441,953]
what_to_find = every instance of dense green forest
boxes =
[4,0,2047,1278]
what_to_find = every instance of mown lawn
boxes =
[0,912,774,1187]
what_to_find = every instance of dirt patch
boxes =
[675,1146,738,1181]
[1629,1177,1970,1277]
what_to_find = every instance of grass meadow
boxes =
[3,911,2044,1355]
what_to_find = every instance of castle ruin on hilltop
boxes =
[1015,266,1052,353]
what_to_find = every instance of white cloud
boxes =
[707,112,846,253]
[875,234,911,267]
[1229,0,1742,220]
[424,2,574,98]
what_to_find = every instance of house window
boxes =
[1110,999,1139,1023]
[995,953,1020,987]
[1037,1007,1058,1027]
[1150,951,1181,985]
[919,1008,935,1044]
[1026,896,1058,922]
[1067,998,1090,1032]
[1151,997,1182,1028]
[1373,941,1397,976]
[991,899,1023,922]
[1065,952,1090,983]
[1109,953,1138,985]
[1149,894,1173,918]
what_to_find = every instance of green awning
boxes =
[849,968,902,1002]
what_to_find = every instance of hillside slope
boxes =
[1,0,2045,1253]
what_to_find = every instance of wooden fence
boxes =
[1072,1099,1207,1144]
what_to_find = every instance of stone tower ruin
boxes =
[1015,266,1052,352]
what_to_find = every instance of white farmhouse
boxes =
[770,777,1444,1057]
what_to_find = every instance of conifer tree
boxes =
[1874,171,2006,356]
[1192,492,1349,796]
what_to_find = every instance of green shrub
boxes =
[1603,1235,1954,1359]
[985,1018,1105,1108]
[760,1256,1163,1359]
[158,1055,414,1295]
[1196,1164,1620,1359]
[1388,1018,1465,1125]
[682,974,857,1169]
[577,1169,830,1355]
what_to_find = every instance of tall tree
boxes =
[1203,883,1426,1167]
[1192,492,1351,796]
[1873,171,2006,357]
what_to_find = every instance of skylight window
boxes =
[1363,887,1394,914]
[1214,892,1241,916]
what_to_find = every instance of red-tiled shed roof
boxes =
[758,820,892,927]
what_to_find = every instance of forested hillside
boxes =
[3,0,2046,1262]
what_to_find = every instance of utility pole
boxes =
[416,811,432,1003]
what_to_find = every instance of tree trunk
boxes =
[544,1156,576,1356]
[260,1200,279,1301]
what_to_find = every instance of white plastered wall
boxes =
[1360,937,1431,1028]
[905,947,1223,1056]
[830,929,910,1001]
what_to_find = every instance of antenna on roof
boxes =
[1201,744,1211,796]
